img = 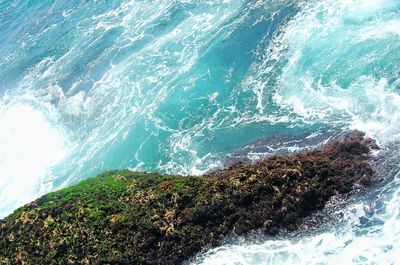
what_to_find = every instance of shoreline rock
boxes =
[0,135,377,264]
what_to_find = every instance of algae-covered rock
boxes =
[0,135,376,264]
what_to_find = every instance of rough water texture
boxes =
[0,137,376,264]
[0,0,399,264]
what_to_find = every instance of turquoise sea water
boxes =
[0,0,399,264]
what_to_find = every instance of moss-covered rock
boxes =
[0,135,376,264]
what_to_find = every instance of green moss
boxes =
[0,136,376,265]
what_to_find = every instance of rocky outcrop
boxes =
[0,135,376,264]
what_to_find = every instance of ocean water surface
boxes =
[0,0,399,264]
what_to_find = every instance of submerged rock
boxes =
[0,135,376,264]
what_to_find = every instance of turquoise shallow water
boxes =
[0,0,399,264]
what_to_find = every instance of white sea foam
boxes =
[0,103,69,217]
[269,0,400,143]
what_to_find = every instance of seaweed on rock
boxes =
[0,135,376,264]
